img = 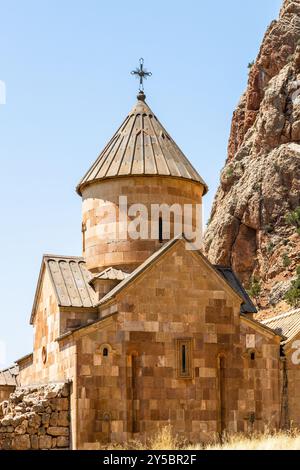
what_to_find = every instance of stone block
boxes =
[15,419,28,435]
[39,435,52,449]
[13,434,31,450]
[47,426,69,437]
[30,434,39,450]
[57,412,69,427]
[57,436,69,448]
[50,411,58,426]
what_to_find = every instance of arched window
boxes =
[97,343,112,359]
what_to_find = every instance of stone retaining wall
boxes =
[0,383,70,450]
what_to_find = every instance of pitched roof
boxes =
[261,308,300,343]
[215,266,257,314]
[96,236,254,313]
[241,314,283,339]
[77,92,208,195]
[30,255,97,324]
[0,365,19,387]
[90,267,129,283]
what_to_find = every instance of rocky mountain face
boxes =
[205,0,300,312]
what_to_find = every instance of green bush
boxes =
[226,166,234,178]
[247,277,261,300]
[265,224,274,234]
[206,216,212,227]
[283,253,291,268]
[285,207,300,235]
[285,266,300,307]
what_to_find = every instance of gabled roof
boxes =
[96,235,254,313]
[30,255,97,324]
[261,308,300,344]
[241,314,283,339]
[0,365,19,387]
[215,266,257,314]
[90,267,129,283]
[77,92,208,195]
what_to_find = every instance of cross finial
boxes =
[131,58,152,93]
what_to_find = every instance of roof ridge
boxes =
[43,254,83,261]
[96,235,252,313]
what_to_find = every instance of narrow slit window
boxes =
[177,339,192,378]
[159,217,163,243]
[82,222,87,252]
[181,345,186,374]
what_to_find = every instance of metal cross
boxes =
[131,58,152,92]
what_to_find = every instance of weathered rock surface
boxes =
[205,0,300,308]
[0,383,70,450]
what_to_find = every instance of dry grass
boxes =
[191,431,300,450]
[103,426,300,451]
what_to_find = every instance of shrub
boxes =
[285,266,300,307]
[282,253,292,268]
[206,217,212,227]
[226,166,234,178]
[248,61,254,70]
[247,277,261,301]
[285,207,300,235]
[267,242,275,254]
[265,224,274,234]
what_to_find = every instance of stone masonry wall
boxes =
[82,176,203,273]
[75,240,281,447]
[0,383,70,450]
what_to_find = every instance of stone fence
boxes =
[0,383,70,450]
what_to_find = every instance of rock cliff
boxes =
[205,0,300,311]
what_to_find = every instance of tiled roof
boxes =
[97,236,253,313]
[0,365,19,387]
[261,308,300,343]
[90,267,129,283]
[77,92,208,195]
[215,266,257,314]
[30,255,98,324]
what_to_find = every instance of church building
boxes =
[1,83,296,449]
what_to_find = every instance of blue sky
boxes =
[0,0,282,367]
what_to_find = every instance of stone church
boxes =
[1,90,300,450]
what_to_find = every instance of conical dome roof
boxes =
[77,92,208,195]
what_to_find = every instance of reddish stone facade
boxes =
[10,238,284,449]
[73,241,281,447]
[81,176,204,274]
[0,92,294,450]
